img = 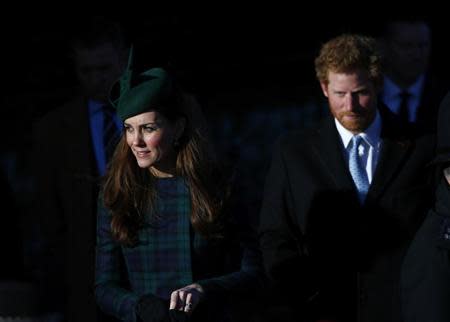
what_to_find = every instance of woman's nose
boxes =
[132,132,144,146]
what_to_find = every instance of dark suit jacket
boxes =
[381,73,449,134]
[33,96,105,322]
[401,177,450,322]
[259,108,435,322]
[414,75,442,133]
[0,170,23,279]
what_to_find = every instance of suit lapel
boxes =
[62,97,96,178]
[367,117,412,202]
[311,111,413,204]
[311,117,355,191]
[62,97,98,226]
[60,97,100,312]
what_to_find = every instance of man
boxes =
[401,91,450,322]
[379,18,447,132]
[259,34,434,322]
[33,17,127,322]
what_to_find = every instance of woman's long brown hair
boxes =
[102,92,228,246]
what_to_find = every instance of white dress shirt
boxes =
[335,111,382,184]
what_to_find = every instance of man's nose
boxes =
[345,93,358,111]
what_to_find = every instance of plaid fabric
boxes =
[95,177,193,322]
[124,178,193,298]
[95,177,265,322]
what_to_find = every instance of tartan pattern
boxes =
[95,177,193,322]
[123,178,193,299]
[95,177,265,322]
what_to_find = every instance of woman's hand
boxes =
[169,283,204,313]
[444,165,450,185]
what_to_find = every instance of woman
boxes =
[95,67,263,322]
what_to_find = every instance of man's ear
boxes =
[320,82,329,97]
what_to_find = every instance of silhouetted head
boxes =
[69,16,128,102]
[380,18,431,88]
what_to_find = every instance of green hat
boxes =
[110,47,175,121]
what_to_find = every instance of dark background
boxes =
[1,12,448,199]
[1,11,449,270]
[2,11,449,203]
[3,13,449,123]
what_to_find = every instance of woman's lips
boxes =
[135,151,150,157]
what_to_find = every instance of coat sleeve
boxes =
[196,226,266,295]
[258,140,317,302]
[196,171,267,296]
[94,198,140,322]
[435,177,450,250]
[401,178,450,322]
[32,116,67,312]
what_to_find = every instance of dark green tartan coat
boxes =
[95,177,264,322]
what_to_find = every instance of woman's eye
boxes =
[144,126,157,133]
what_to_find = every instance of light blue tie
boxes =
[349,135,369,203]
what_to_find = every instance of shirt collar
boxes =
[335,109,382,149]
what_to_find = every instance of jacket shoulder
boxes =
[277,127,318,152]
[33,97,87,134]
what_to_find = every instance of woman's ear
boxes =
[174,117,187,142]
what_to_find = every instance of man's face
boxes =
[74,43,126,103]
[385,22,431,85]
[321,69,378,134]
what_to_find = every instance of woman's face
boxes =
[124,111,183,176]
